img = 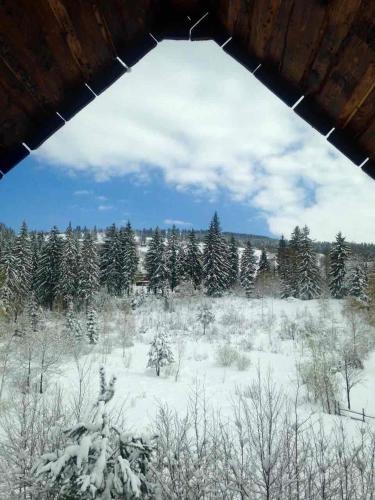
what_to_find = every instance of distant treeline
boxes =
[1,222,375,259]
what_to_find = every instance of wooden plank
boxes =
[214,0,252,43]
[344,85,375,137]
[265,0,295,70]
[338,66,375,129]
[249,0,283,61]
[0,0,69,109]
[0,82,33,149]
[94,0,157,53]
[302,0,362,94]
[280,0,326,86]
[315,35,374,121]
[47,0,115,80]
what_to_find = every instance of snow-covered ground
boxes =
[56,295,375,435]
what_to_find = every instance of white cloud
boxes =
[164,219,192,227]
[38,41,375,242]
[98,205,113,211]
[74,190,92,196]
[96,195,107,201]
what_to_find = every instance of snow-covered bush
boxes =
[220,309,246,328]
[298,355,339,414]
[236,353,251,371]
[0,386,67,499]
[215,344,238,367]
[34,367,155,499]
[279,312,300,340]
[240,336,254,352]
[147,332,174,377]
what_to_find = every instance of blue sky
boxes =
[1,40,374,241]
[0,156,267,234]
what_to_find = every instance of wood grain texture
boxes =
[0,0,374,176]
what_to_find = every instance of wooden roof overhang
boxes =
[0,0,374,180]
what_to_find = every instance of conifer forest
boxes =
[0,213,375,499]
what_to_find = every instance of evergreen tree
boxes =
[57,223,80,307]
[196,304,215,335]
[36,226,62,309]
[256,248,273,298]
[185,229,202,289]
[34,368,154,498]
[14,221,33,293]
[27,292,41,334]
[119,221,139,295]
[240,241,257,297]
[258,248,270,274]
[228,235,239,288]
[30,232,44,292]
[165,225,180,291]
[329,232,350,299]
[79,230,100,308]
[277,235,290,298]
[0,238,26,316]
[289,226,302,298]
[66,302,84,342]
[298,226,321,300]
[86,307,99,344]
[101,224,120,296]
[145,228,168,294]
[348,265,368,302]
[202,212,230,296]
[147,331,174,376]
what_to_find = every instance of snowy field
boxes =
[2,293,375,498]
[55,295,375,434]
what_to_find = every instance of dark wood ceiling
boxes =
[0,0,374,180]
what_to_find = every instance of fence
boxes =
[334,402,375,423]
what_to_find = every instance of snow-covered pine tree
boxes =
[86,307,99,344]
[240,241,257,297]
[56,223,80,307]
[176,240,189,283]
[288,226,302,298]
[184,229,202,289]
[36,226,62,310]
[101,224,121,296]
[348,265,368,302]
[329,232,350,299]
[228,235,239,288]
[298,225,321,300]
[255,248,273,298]
[27,292,41,333]
[79,230,100,308]
[66,303,84,342]
[13,222,33,313]
[277,235,290,298]
[202,212,230,296]
[0,222,33,318]
[165,225,180,292]
[145,228,168,294]
[30,231,44,293]
[0,239,25,317]
[258,248,270,274]
[147,331,174,376]
[34,367,154,498]
[120,221,139,296]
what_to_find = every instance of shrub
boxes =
[236,353,251,371]
[215,344,238,367]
